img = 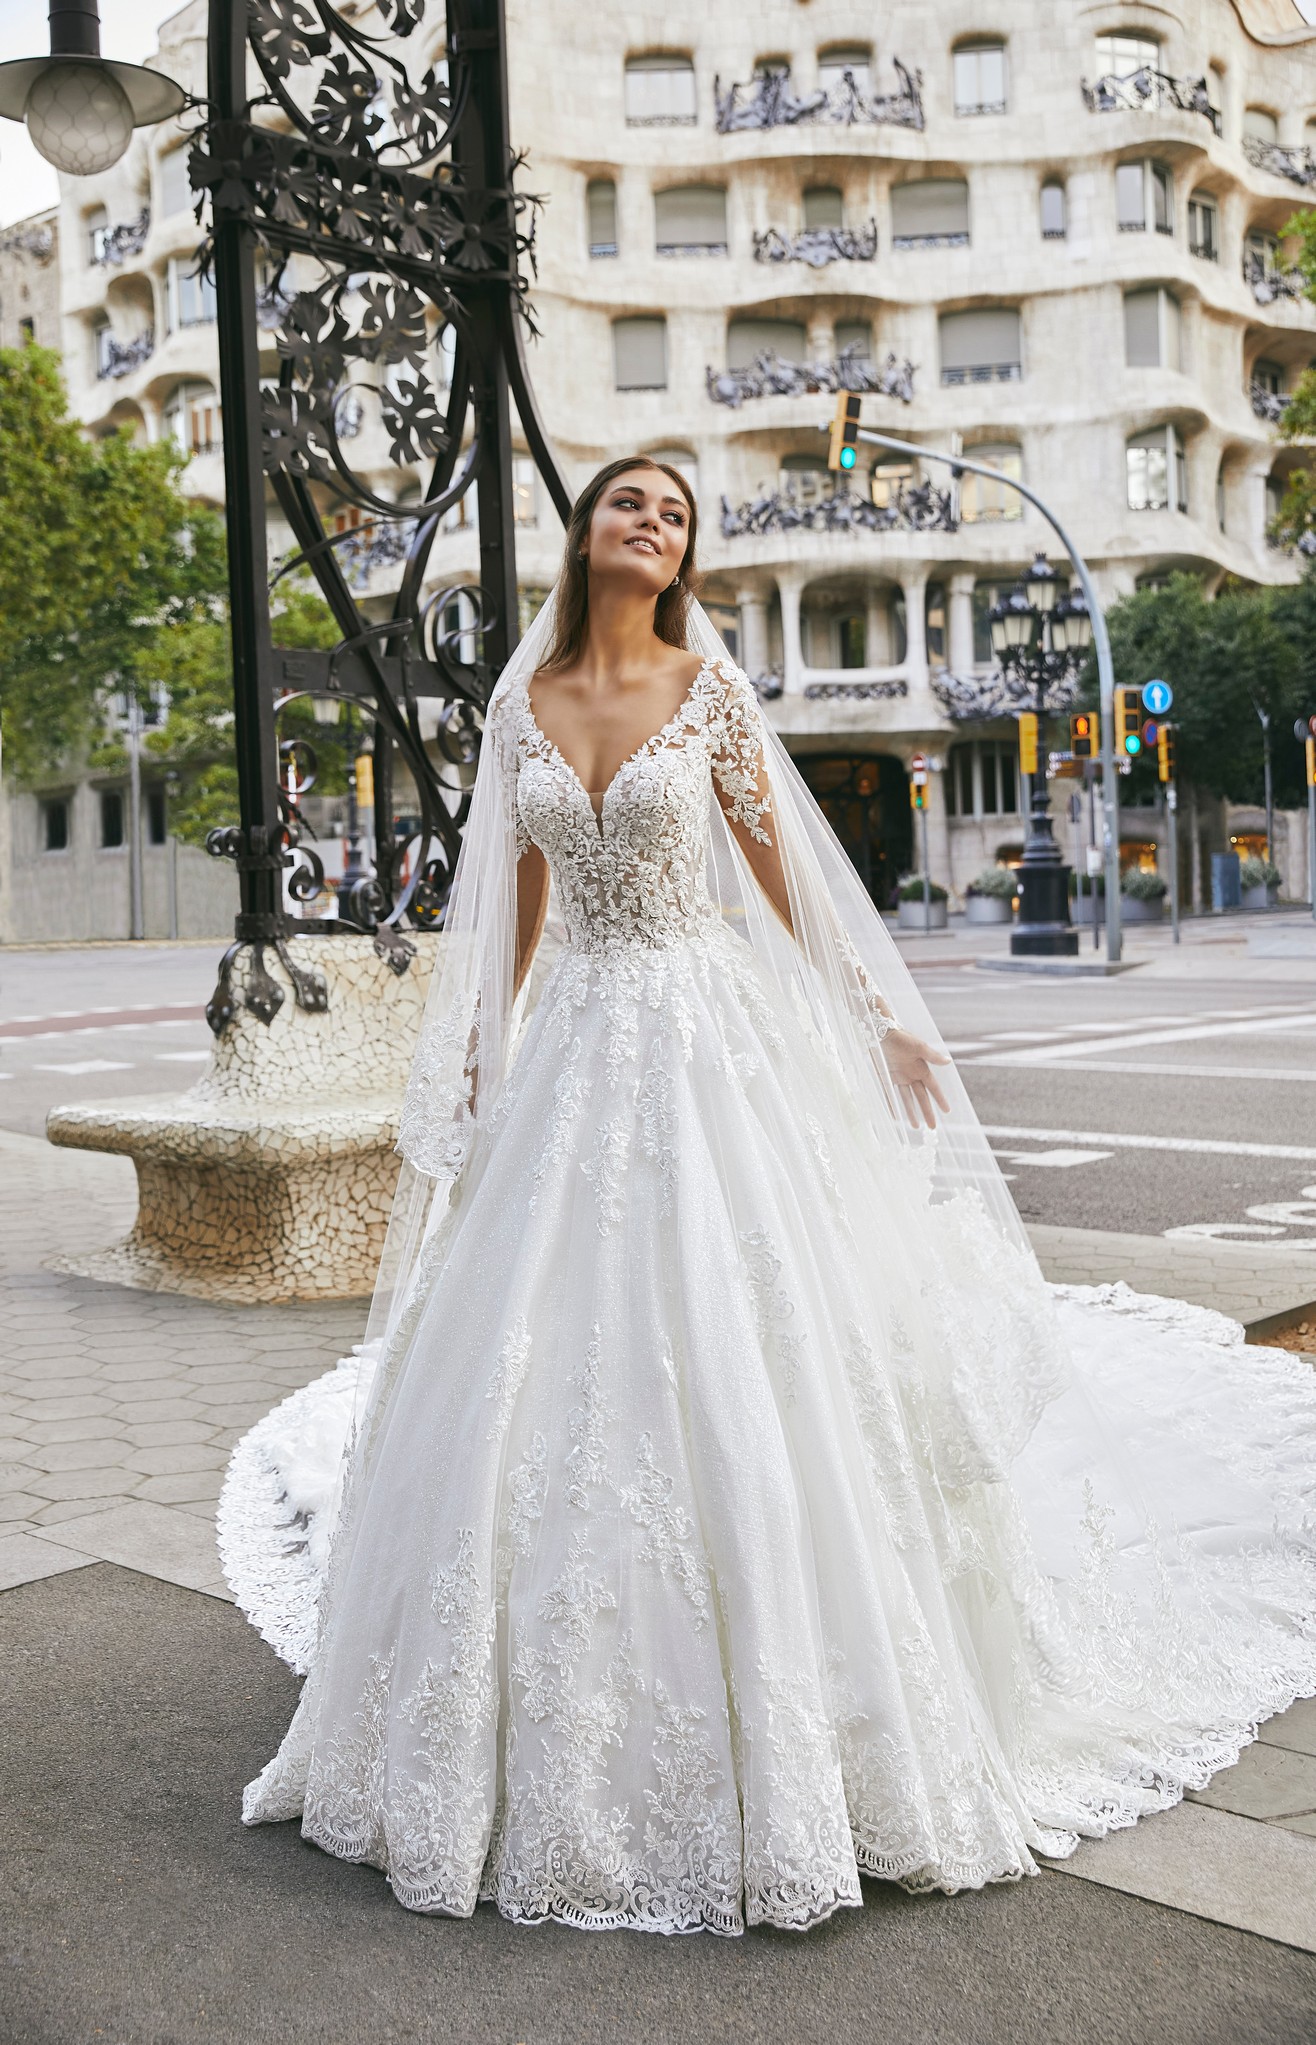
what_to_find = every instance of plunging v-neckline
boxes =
[522,660,713,825]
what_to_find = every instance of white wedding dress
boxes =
[233,652,1316,1935]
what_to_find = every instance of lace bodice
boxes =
[500,656,770,956]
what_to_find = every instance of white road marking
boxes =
[965,1010,1316,1066]
[1164,1221,1316,1250]
[33,1059,135,1076]
[969,1057,1316,1083]
[994,1148,1113,1169]
[982,1124,1316,1163]
[154,1051,211,1063]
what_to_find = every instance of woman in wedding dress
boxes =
[233,455,1316,1934]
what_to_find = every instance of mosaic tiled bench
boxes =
[45,934,439,1304]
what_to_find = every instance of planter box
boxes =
[1242,884,1279,910]
[964,894,1013,925]
[1070,893,1104,926]
[898,898,948,931]
[1121,896,1165,923]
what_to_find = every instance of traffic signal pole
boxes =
[846,428,1123,964]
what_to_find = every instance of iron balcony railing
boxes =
[1082,67,1221,133]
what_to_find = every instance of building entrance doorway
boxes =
[795,753,912,907]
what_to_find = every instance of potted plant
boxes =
[896,875,949,931]
[964,865,1017,925]
[1239,855,1281,909]
[1120,867,1167,922]
[1068,869,1105,926]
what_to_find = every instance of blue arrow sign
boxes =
[1142,678,1173,715]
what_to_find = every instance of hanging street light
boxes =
[988,555,1092,959]
[0,1,185,175]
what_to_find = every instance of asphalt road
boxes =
[1,934,1314,1258]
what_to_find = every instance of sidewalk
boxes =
[889,903,1316,977]
[2,1125,1316,2039]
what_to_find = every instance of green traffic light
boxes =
[839,445,856,468]
[1124,736,1141,755]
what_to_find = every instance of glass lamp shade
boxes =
[1024,552,1059,614]
[24,61,133,175]
[989,592,1037,658]
[1052,593,1093,655]
[311,695,343,726]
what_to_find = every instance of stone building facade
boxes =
[36,0,1316,918]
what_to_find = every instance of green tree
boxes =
[1088,572,1306,810]
[0,344,343,847]
[1273,206,1316,548]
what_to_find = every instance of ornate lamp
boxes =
[1024,551,1061,616]
[988,589,1037,661]
[0,0,184,175]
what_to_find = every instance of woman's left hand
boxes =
[882,1027,953,1130]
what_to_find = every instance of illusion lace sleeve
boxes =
[706,660,774,846]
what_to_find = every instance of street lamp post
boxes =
[988,555,1093,958]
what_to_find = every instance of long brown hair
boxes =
[537,455,700,675]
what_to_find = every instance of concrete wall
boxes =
[1,780,237,943]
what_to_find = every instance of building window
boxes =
[835,318,872,363]
[818,45,871,97]
[1216,461,1227,533]
[93,318,114,377]
[19,316,35,343]
[954,41,1007,117]
[100,788,125,849]
[159,145,192,218]
[1095,31,1159,76]
[166,255,217,330]
[946,741,1019,817]
[1243,107,1279,144]
[87,206,108,263]
[612,315,668,390]
[939,307,1022,385]
[1188,189,1219,260]
[147,785,167,846]
[727,316,808,367]
[1126,425,1187,512]
[925,582,947,663]
[511,453,537,526]
[624,54,696,126]
[1124,287,1181,371]
[164,380,221,455]
[960,443,1023,522]
[1040,181,1066,239]
[587,178,618,257]
[1253,357,1283,397]
[870,455,914,513]
[779,452,831,507]
[891,179,970,249]
[1246,227,1281,277]
[803,185,844,231]
[1116,159,1172,234]
[703,602,740,662]
[654,185,727,256]
[41,798,70,852]
[1265,473,1285,529]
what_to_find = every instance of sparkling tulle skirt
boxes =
[234,925,1316,1934]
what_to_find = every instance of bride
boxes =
[236,454,1316,1933]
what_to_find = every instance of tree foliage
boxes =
[1274,206,1316,549]
[0,345,342,846]
[1086,572,1311,810]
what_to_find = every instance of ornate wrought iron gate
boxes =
[194,0,569,1030]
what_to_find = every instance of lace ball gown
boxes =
[236,657,1316,1934]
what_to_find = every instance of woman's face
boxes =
[580,466,690,597]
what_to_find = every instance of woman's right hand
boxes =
[882,1027,953,1131]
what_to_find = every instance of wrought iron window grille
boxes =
[655,240,728,258]
[1082,68,1221,133]
[931,667,1077,722]
[707,345,914,409]
[91,207,150,265]
[97,329,155,379]
[803,679,910,701]
[720,479,957,539]
[1189,236,1218,260]
[891,230,969,251]
[1041,227,1066,241]
[955,99,1007,118]
[625,112,697,128]
[714,59,923,134]
[748,669,784,701]
[1242,251,1305,303]
[0,220,55,262]
[753,222,877,267]
[1242,135,1316,188]
[940,362,1021,386]
[1250,381,1291,423]
[588,240,618,257]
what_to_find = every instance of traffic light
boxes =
[909,780,927,811]
[1307,735,1316,790]
[1157,722,1175,783]
[1018,711,1039,776]
[1070,710,1098,758]
[827,390,862,473]
[1117,686,1143,756]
